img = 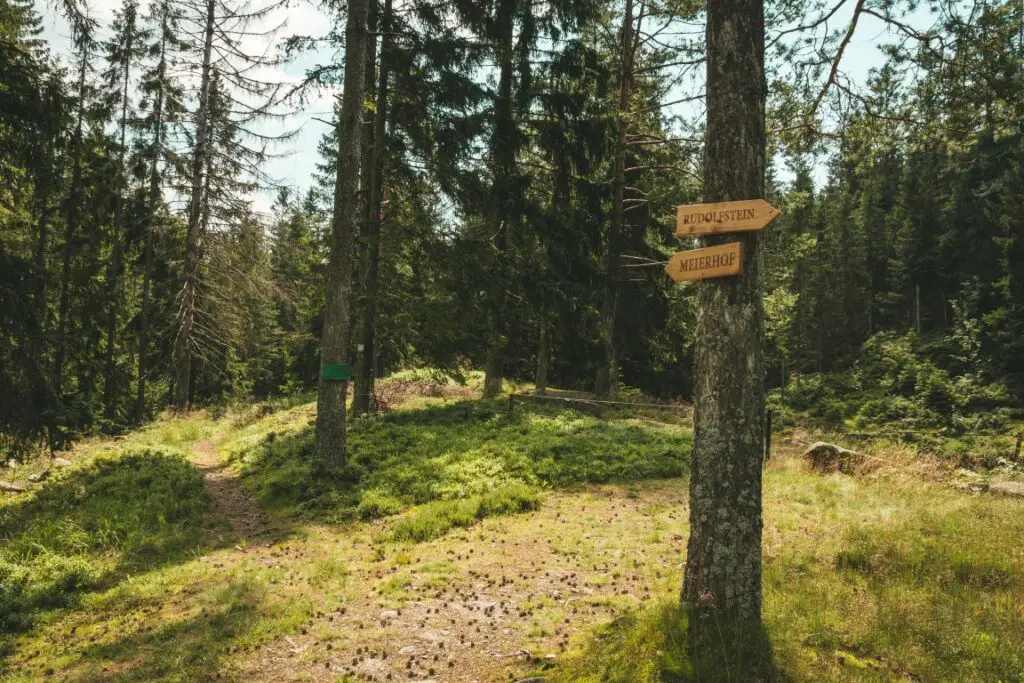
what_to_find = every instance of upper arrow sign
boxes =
[676,199,780,236]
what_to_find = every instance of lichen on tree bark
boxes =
[682,0,767,623]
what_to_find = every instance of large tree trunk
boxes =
[535,296,548,395]
[136,20,168,423]
[354,0,392,415]
[595,0,635,399]
[104,5,137,423]
[174,0,215,411]
[54,49,90,405]
[313,0,370,467]
[681,0,767,628]
[482,0,517,399]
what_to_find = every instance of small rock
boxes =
[53,457,72,467]
[399,646,416,655]
[7,459,19,469]
[28,470,51,483]
[989,481,1024,498]
[803,442,866,474]
[380,610,399,620]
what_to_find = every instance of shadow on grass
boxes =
[227,398,691,530]
[60,578,267,682]
[0,449,276,656]
[549,601,786,683]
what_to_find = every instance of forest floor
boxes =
[2,376,1023,682]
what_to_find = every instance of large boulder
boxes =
[803,442,867,474]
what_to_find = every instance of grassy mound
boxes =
[0,450,209,644]
[223,399,691,536]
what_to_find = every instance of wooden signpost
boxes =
[665,242,743,282]
[666,198,779,283]
[675,198,779,236]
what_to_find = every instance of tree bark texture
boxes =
[314,0,370,467]
[136,15,168,422]
[104,3,137,422]
[595,0,634,399]
[682,0,767,621]
[174,0,215,411]
[482,0,517,399]
[54,46,90,403]
[535,297,549,395]
[354,0,392,415]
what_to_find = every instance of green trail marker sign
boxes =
[321,363,351,381]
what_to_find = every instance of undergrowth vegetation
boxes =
[0,450,210,651]
[771,331,1024,468]
[223,399,691,537]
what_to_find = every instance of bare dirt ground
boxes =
[191,439,276,542]
[233,483,688,683]
[181,437,688,683]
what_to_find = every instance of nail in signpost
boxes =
[665,242,743,282]
[675,198,779,236]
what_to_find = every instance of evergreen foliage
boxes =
[1,0,1023,457]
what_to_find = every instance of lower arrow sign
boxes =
[665,242,743,282]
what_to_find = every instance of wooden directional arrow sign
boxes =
[676,199,780,236]
[665,242,743,282]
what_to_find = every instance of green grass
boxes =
[548,603,777,683]
[0,449,210,651]
[386,481,540,543]
[550,458,1024,683]
[4,372,1023,682]
[223,399,691,531]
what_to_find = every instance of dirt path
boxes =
[238,483,689,683]
[191,439,274,541]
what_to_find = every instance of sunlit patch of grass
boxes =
[385,482,541,543]
[224,397,691,533]
[305,554,351,589]
[0,450,210,651]
[375,574,414,607]
[3,554,314,682]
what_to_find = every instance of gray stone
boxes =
[53,457,72,467]
[989,481,1024,498]
[355,658,389,678]
[803,442,866,474]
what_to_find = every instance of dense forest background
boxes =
[1,0,1023,452]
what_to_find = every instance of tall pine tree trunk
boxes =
[482,0,517,399]
[354,0,393,415]
[595,0,634,399]
[314,0,370,467]
[136,32,166,422]
[175,0,215,410]
[682,0,767,630]
[535,295,548,395]
[104,4,137,423]
[54,48,89,405]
